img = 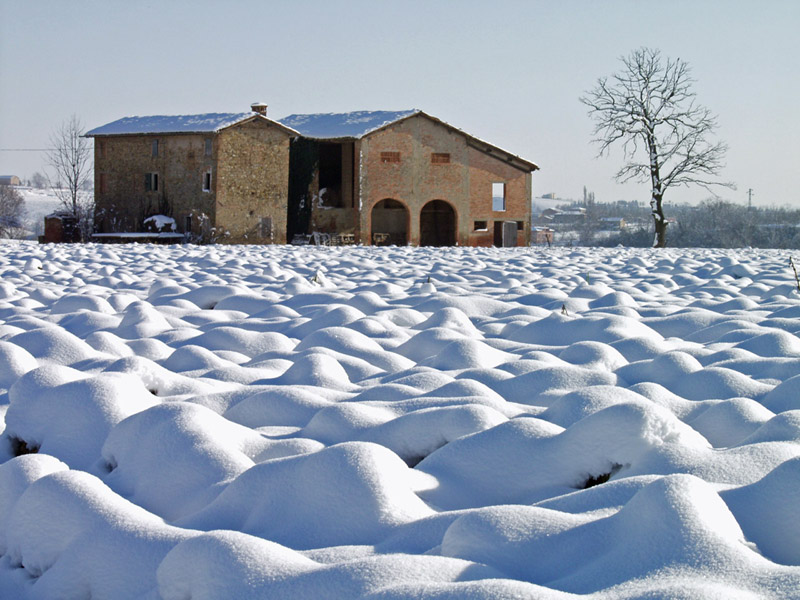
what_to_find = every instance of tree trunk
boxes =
[651,194,667,248]
[647,135,667,248]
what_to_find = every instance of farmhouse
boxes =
[86,105,538,246]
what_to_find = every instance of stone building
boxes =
[87,106,295,244]
[86,105,538,246]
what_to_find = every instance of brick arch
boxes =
[419,199,457,247]
[370,198,409,246]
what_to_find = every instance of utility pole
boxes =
[747,188,754,210]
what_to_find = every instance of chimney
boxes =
[251,102,268,117]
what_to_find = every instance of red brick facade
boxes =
[324,114,535,246]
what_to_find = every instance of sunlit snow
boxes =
[1,241,800,599]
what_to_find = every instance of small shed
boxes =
[0,175,22,186]
[42,212,81,243]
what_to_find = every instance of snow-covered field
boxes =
[17,189,61,238]
[1,241,800,599]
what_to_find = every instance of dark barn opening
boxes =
[318,143,343,208]
[420,200,456,247]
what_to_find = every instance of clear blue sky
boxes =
[1,0,798,207]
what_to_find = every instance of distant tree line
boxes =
[568,199,800,249]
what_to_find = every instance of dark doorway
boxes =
[493,220,518,247]
[318,143,343,208]
[420,200,456,247]
[371,199,409,245]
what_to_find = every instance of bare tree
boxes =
[581,48,734,247]
[31,171,47,189]
[0,185,26,238]
[47,115,94,240]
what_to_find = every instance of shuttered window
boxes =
[145,172,159,192]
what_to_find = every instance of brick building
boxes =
[86,105,538,246]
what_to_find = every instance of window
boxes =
[185,215,192,233]
[492,182,506,211]
[474,220,488,231]
[152,139,159,158]
[98,173,107,194]
[145,172,159,192]
[204,138,212,156]
[380,151,401,163]
[99,140,106,159]
[202,171,212,192]
[431,152,450,164]
[516,221,525,231]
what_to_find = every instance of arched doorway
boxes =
[419,200,456,246]
[370,199,409,245]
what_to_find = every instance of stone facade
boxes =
[93,117,291,243]
[216,119,291,244]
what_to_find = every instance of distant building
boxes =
[0,175,21,186]
[531,226,554,245]
[535,207,585,228]
[599,217,626,230]
[86,105,539,246]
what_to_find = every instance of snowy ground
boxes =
[1,241,800,599]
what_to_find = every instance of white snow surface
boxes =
[278,110,418,139]
[85,113,253,136]
[84,110,418,139]
[1,241,800,599]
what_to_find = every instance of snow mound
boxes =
[0,340,38,389]
[181,442,435,548]
[101,402,313,520]
[157,529,500,600]
[4,469,192,599]
[417,402,708,509]
[4,367,158,470]
[441,474,769,594]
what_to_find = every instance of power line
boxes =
[0,148,52,152]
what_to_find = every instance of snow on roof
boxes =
[85,113,254,136]
[277,110,418,139]
[84,108,537,169]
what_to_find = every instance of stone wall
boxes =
[215,120,291,244]
[94,133,216,234]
